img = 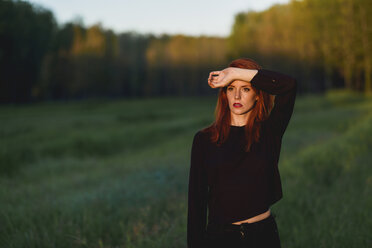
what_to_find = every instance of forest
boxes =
[0,0,371,103]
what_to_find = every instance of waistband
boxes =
[206,213,276,234]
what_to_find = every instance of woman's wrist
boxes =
[231,67,258,82]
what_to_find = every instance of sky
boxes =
[27,0,291,37]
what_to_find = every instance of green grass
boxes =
[0,90,371,247]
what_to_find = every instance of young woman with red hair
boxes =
[187,58,297,248]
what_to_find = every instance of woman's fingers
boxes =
[210,71,220,76]
[209,71,220,79]
[208,79,216,88]
[208,71,220,84]
[208,70,224,88]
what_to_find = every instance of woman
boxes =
[187,58,297,248]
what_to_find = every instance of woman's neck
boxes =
[230,114,249,127]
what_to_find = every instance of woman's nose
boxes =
[234,91,240,99]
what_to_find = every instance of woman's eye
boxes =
[243,88,250,92]
[227,87,233,91]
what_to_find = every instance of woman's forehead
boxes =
[230,80,252,86]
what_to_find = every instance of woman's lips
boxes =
[233,103,242,108]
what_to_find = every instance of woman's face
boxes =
[226,80,258,116]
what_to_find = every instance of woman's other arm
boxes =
[187,131,208,248]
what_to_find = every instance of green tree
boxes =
[0,0,56,103]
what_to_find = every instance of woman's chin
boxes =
[231,109,248,115]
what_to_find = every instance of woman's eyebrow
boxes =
[229,85,251,87]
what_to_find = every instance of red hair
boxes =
[201,58,275,152]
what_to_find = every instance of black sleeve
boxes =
[187,131,208,248]
[250,68,297,138]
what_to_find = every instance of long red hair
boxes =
[201,58,275,152]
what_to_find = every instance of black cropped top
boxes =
[187,69,297,248]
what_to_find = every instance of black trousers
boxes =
[203,213,281,248]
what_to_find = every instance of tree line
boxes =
[229,0,371,93]
[0,0,370,103]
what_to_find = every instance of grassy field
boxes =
[0,90,371,248]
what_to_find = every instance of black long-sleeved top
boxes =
[187,69,297,248]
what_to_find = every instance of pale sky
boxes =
[27,0,291,37]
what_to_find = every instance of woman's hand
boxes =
[207,67,236,88]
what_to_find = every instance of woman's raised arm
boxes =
[207,67,258,88]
